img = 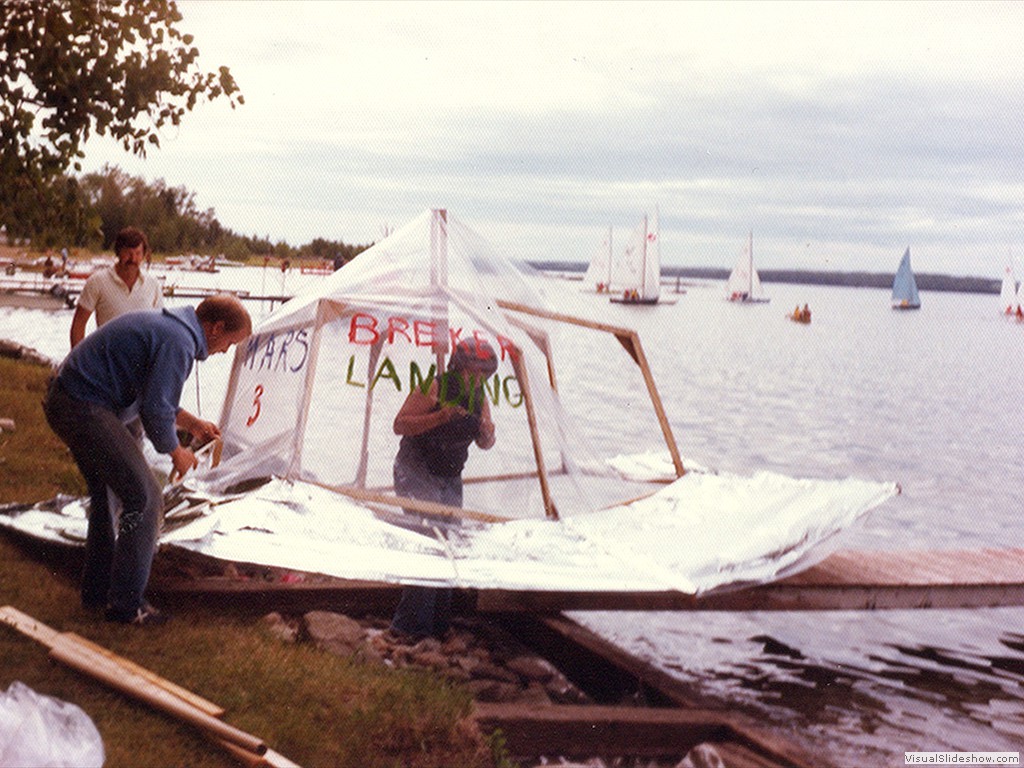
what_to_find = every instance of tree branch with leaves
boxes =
[0,0,242,243]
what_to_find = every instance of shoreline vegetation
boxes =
[529,260,1001,295]
[4,244,1000,296]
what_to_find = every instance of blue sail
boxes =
[891,247,921,309]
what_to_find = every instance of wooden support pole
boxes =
[63,632,225,718]
[48,641,267,755]
[510,351,559,520]
[616,330,684,478]
[1,606,223,717]
[0,606,285,761]
[312,481,510,524]
[496,300,684,479]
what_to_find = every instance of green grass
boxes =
[0,357,86,501]
[1,356,507,767]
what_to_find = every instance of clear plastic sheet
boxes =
[0,682,104,768]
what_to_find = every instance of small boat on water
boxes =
[891,247,921,310]
[726,231,770,304]
[165,254,220,273]
[299,261,335,276]
[0,278,78,310]
[788,305,811,324]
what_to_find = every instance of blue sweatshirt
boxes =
[57,307,209,453]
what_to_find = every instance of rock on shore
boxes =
[264,610,590,707]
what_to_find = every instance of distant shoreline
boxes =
[528,261,1001,295]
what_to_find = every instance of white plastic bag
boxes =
[0,681,104,767]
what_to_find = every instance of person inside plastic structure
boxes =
[70,226,163,348]
[389,338,499,639]
[43,294,252,626]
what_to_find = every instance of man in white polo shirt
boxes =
[70,226,164,348]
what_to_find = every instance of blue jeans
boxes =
[43,380,163,614]
[390,451,461,638]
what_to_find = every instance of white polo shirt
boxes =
[76,267,164,326]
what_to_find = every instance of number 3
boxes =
[246,384,264,426]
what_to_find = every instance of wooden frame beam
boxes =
[497,299,684,478]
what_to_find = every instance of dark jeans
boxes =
[43,380,162,613]
[390,453,461,639]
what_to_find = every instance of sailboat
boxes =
[610,208,667,305]
[583,227,613,294]
[725,231,769,303]
[891,247,921,310]
[999,264,1019,316]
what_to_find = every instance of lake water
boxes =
[3,266,1023,765]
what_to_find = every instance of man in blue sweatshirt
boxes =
[43,294,252,625]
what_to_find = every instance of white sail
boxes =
[999,264,1018,315]
[609,210,661,303]
[726,231,769,303]
[583,227,613,292]
[642,208,661,302]
[891,247,921,309]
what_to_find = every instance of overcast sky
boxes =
[80,1,1024,277]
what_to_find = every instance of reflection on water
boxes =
[578,607,1024,765]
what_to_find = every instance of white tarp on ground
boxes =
[0,462,897,596]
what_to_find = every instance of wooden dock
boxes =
[146,546,1024,614]
[473,547,1024,613]
[0,276,292,309]
[0,277,79,309]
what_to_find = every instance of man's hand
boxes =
[176,410,222,447]
[170,445,197,482]
[190,419,222,446]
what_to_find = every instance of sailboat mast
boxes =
[606,226,613,286]
[641,214,649,295]
[748,230,753,296]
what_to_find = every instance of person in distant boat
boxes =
[43,294,252,625]
[802,304,811,322]
[389,338,499,640]
[70,227,163,348]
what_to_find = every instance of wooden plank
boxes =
[150,576,405,616]
[151,548,1024,613]
[473,703,731,759]
[496,299,684,479]
[481,614,818,767]
[0,605,60,644]
[64,632,225,718]
[1,607,225,718]
[1,606,308,764]
[778,549,1024,587]
[474,703,812,767]
[49,641,267,755]
[981,548,1024,578]
[308,481,509,524]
